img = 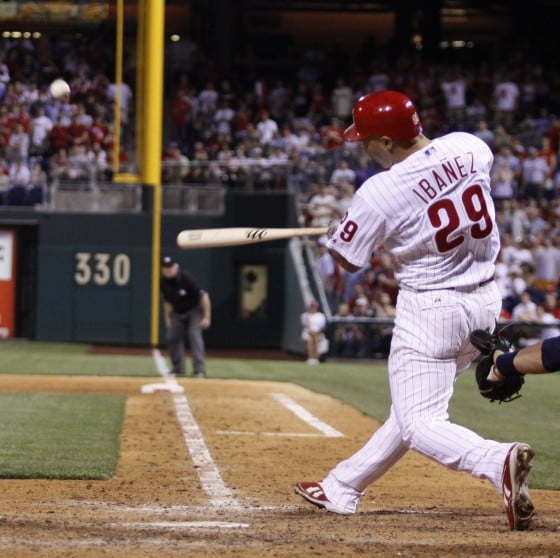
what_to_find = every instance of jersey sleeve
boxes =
[326,191,387,269]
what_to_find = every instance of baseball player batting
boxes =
[294,90,535,530]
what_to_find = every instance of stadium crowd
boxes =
[1,32,560,356]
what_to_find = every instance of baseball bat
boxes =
[177,227,328,249]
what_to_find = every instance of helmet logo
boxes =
[412,112,420,126]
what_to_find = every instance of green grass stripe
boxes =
[0,341,156,376]
[0,392,125,479]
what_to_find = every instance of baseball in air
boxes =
[49,78,70,100]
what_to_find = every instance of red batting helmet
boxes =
[344,90,422,143]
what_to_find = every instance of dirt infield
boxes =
[0,374,559,557]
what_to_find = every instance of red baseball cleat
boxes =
[502,443,535,530]
[293,481,352,515]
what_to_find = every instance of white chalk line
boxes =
[216,430,327,437]
[119,521,249,529]
[271,392,344,438]
[151,349,240,511]
[148,351,344,520]
[58,501,298,514]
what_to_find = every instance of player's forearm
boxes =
[200,292,212,322]
[163,302,172,327]
[329,249,360,273]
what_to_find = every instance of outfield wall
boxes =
[0,191,301,348]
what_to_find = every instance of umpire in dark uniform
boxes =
[160,256,211,377]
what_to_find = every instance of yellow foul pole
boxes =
[112,0,123,176]
[142,0,165,346]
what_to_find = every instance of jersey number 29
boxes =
[427,184,493,252]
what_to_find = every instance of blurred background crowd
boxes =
[1,28,560,356]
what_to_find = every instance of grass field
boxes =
[0,340,558,489]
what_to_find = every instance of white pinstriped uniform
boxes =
[324,132,514,513]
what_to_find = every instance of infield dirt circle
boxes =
[0,373,559,557]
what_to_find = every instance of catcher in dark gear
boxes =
[470,330,560,402]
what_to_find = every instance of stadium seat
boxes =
[26,184,44,205]
[6,184,26,206]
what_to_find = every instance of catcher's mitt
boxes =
[470,328,524,403]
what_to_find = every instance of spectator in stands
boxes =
[255,109,279,149]
[268,79,290,126]
[306,181,338,228]
[335,180,355,218]
[490,155,516,203]
[107,78,133,141]
[8,155,30,185]
[49,147,71,181]
[512,290,539,323]
[88,113,108,147]
[66,143,91,182]
[187,141,212,184]
[332,302,366,357]
[0,155,9,195]
[0,59,10,102]
[473,119,495,148]
[538,293,560,341]
[510,289,541,347]
[162,143,189,184]
[27,160,46,205]
[370,291,396,357]
[197,80,219,115]
[371,249,399,305]
[330,158,355,187]
[520,146,550,201]
[170,86,196,149]
[320,117,345,152]
[492,144,521,194]
[49,114,70,153]
[7,155,30,205]
[504,200,531,243]
[353,295,374,318]
[68,113,90,149]
[6,122,29,163]
[539,136,557,200]
[330,77,354,124]
[87,141,110,181]
[292,82,312,131]
[440,66,467,125]
[544,116,560,155]
[232,101,252,143]
[465,97,488,128]
[11,104,32,132]
[367,60,391,92]
[493,73,520,129]
[308,83,328,127]
[213,98,235,136]
[300,299,327,365]
[30,105,54,157]
[526,205,549,239]
[75,103,93,127]
[533,237,560,292]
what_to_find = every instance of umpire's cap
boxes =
[161,256,175,268]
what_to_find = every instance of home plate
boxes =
[141,382,184,394]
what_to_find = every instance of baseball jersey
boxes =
[327,132,499,291]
